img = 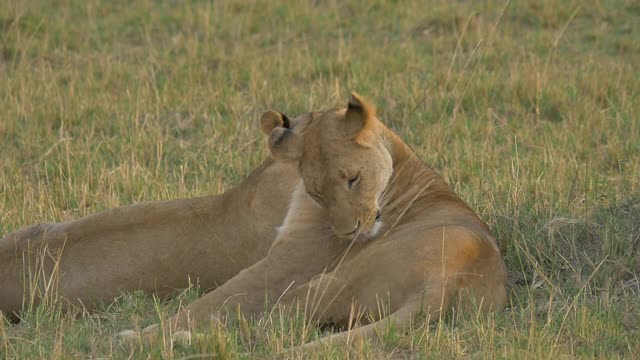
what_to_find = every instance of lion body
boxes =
[0,159,299,316]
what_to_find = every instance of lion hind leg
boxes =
[286,298,426,356]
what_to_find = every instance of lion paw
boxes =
[116,329,138,343]
[117,324,160,344]
[116,324,200,346]
[172,330,192,345]
[141,324,159,335]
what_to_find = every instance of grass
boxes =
[1,0,639,358]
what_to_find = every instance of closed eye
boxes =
[308,191,323,203]
[347,173,360,190]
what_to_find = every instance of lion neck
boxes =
[377,126,462,225]
[380,126,430,184]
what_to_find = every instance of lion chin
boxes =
[353,219,383,242]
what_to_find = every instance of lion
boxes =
[119,93,507,353]
[0,116,301,319]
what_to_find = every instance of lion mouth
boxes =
[334,210,383,241]
[348,214,384,241]
[339,220,360,238]
[347,222,380,242]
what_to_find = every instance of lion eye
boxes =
[308,191,323,202]
[347,174,360,190]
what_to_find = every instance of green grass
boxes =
[1,0,639,358]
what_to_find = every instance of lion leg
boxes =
[275,264,453,355]
[279,273,355,327]
[120,256,326,344]
[120,230,345,343]
[285,298,426,356]
[118,183,344,343]
[280,268,474,356]
[288,268,506,355]
[278,228,507,354]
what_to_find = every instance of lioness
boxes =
[0,126,301,319]
[120,93,507,351]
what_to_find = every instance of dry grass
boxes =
[1,0,639,358]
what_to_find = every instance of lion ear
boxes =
[260,110,291,135]
[343,92,378,146]
[261,110,301,160]
[268,127,303,160]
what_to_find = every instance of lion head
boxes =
[260,93,393,241]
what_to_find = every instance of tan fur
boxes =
[120,93,507,354]
[0,130,301,319]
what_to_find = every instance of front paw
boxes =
[117,324,196,346]
[116,329,138,343]
[172,330,193,345]
[116,324,159,344]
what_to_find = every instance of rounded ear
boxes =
[343,92,379,146]
[260,110,290,135]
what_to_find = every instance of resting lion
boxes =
[120,93,507,352]
[0,131,301,319]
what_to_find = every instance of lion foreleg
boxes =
[122,231,341,343]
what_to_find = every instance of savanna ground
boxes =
[1,0,639,358]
